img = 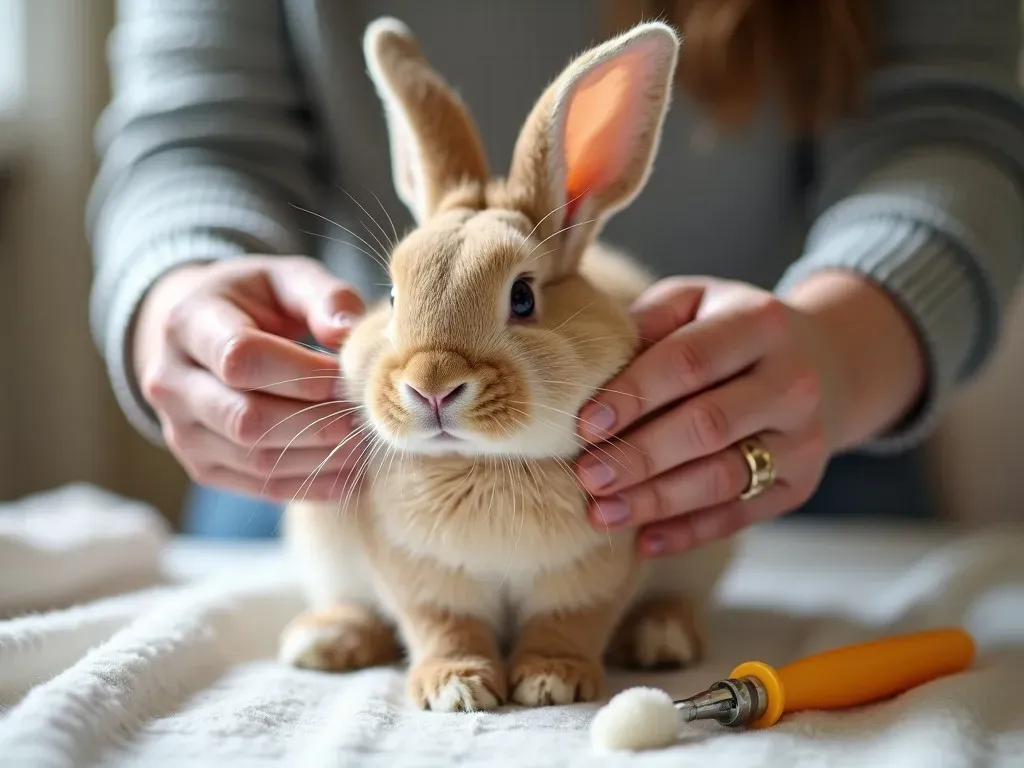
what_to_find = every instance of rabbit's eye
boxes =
[389,285,396,307]
[510,278,535,319]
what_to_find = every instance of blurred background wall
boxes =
[0,0,187,522]
[0,0,1020,526]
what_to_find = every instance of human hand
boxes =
[574,276,845,557]
[133,256,367,501]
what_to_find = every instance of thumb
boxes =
[265,257,366,348]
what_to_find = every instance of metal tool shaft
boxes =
[673,676,768,728]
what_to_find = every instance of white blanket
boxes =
[1,484,1023,767]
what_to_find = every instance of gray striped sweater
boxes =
[89,0,1024,467]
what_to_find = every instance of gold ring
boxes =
[738,438,775,500]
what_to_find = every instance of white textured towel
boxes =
[0,483,170,617]
[1,484,1023,767]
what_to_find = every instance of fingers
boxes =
[577,362,818,496]
[635,485,789,557]
[151,366,358,450]
[579,292,789,443]
[170,296,345,401]
[156,386,377,505]
[587,427,827,557]
[194,465,363,504]
[589,427,825,545]
[164,421,367,482]
[264,257,366,348]
[585,431,798,530]
[635,468,820,557]
[135,256,374,503]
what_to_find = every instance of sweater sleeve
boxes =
[774,0,1024,453]
[87,0,320,443]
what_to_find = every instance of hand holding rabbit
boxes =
[132,257,366,500]
[576,268,926,556]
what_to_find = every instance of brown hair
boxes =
[605,0,875,135]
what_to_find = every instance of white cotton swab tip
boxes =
[590,686,681,751]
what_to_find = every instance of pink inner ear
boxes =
[563,45,652,209]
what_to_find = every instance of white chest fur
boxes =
[370,454,616,578]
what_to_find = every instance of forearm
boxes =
[777,146,1024,454]
[89,0,320,441]
[786,271,926,453]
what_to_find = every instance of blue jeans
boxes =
[181,448,936,538]
[182,484,283,538]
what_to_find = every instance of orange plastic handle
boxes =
[730,627,976,729]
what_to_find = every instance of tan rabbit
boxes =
[279,16,736,712]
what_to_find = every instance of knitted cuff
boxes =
[776,216,980,454]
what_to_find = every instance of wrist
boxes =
[784,270,927,452]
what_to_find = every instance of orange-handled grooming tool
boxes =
[673,627,976,730]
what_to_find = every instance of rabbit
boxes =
[278,16,737,712]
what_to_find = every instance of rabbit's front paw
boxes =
[508,655,603,706]
[408,657,507,712]
[279,604,400,671]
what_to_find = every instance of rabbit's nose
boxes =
[404,382,467,414]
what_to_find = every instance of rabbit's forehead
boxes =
[391,212,543,288]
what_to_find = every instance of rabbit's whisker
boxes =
[295,421,371,504]
[500,408,616,552]
[242,375,346,393]
[246,400,350,454]
[505,401,635,468]
[327,430,375,525]
[337,434,389,516]
[314,408,363,436]
[532,378,646,401]
[380,438,403,510]
[517,187,590,255]
[556,333,657,352]
[335,427,384,522]
[509,406,631,482]
[336,184,396,259]
[549,302,595,333]
[526,218,597,262]
[547,452,613,551]
[300,229,390,273]
[364,185,400,248]
[496,448,525,590]
[258,409,366,500]
[291,204,391,268]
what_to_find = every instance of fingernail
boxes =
[579,458,616,490]
[332,312,355,328]
[643,533,669,556]
[580,402,616,437]
[593,498,630,526]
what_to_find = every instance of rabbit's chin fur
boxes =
[279,17,737,713]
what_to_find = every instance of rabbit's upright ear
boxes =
[364,18,490,224]
[507,23,679,275]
